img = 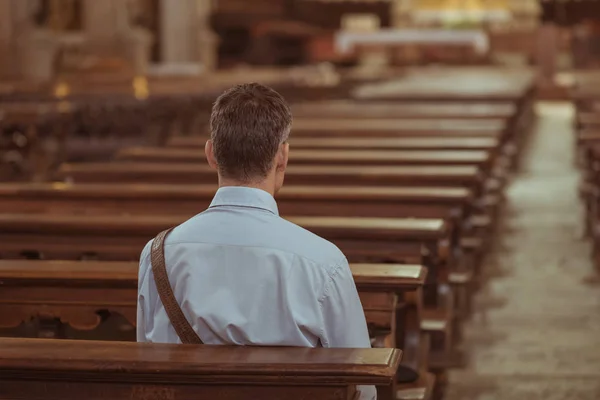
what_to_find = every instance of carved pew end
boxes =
[396,372,436,400]
[460,237,485,287]
[448,270,474,319]
[421,308,453,355]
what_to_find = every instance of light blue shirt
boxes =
[137,186,375,399]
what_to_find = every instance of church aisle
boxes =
[446,102,600,399]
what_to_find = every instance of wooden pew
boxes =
[0,182,473,221]
[169,136,502,152]
[0,179,480,329]
[0,337,402,400]
[55,162,501,225]
[348,68,535,162]
[54,161,500,226]
[0,181,476,294]
[0,260,429,387]
[165,136,510,176]
[350,67,535,104]
[0,212,457,363]
[114,147,494,170]
[576,112,600,131]
[57,163,484,190]
[288,118,506,138]
[290,101,516,120]
[0,101,75,181]
[0,213,449,296]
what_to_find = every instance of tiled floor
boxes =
[446,103,600,399]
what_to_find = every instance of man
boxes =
[137,83,375,399]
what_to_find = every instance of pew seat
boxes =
[0,337,402,400]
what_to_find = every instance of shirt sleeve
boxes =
[136,240,153,342]
[319,259,371,348]
[319,258,376,400]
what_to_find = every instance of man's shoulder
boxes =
[276,217,347,266]
[164,210,347,268]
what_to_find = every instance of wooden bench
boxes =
[0,337,402,400]
[56,162,502,211]
[0,182,473,221]
[114,147,495,170]
[0,101,75,181]
[57,162,484,189]
[113,147,506,192]
[576,112,600,130]
[0,180,480,310]
[54,161,501,226]
[0,212,457,366]
[169,136,502,152]
[0,212,448,291]
[54,162,502,223]
[165,136,511,179]
[0,259,428,385]
[288,118,506,138]
[348,67,535,164]
[350,67,535,104]
[290,101,516,120]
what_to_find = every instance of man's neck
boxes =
[218,178,275,197]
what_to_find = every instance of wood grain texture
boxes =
[0,337,401,384]
[0,182,472,202]
[0,213,446,239]
[169,136,501,151]
[291,118,505,132]
[0,261,423,385]
[0,260,426,288]
[114,147,492,167]
[57,162,483,188]
[290,101,516,119]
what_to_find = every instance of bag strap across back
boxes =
[151,228,203,344]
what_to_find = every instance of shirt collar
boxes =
[209,186,279,216]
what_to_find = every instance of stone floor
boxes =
[446,103,600,399]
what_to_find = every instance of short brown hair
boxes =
[210,83,292,182]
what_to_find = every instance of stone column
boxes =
[160,0,216,66]
[160,0,194,63]
[83,0,129,50]
[196,0,218,72]
[19,33,60,81]
[7,0,60,81]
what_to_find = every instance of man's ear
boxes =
[205,140,218,170]
[276,142,289,172]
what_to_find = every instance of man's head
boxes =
[206,83,292,194]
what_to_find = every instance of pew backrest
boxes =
[0,338,402,400]
[56,162,484,189]
[0,182,473,220]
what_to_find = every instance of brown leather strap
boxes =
[151,229,203,344]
